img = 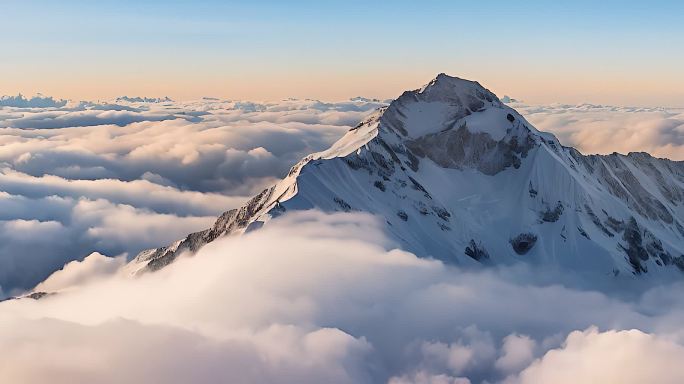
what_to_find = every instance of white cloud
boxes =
[0,98,382,196]
[2,109,180,129]
[0,211,683,383]
[1,218,66,241]
[0,96,682,383]
[72,198,215,250]
[495,334,536,374]
[515,103,684,160]
[509,327,684,384]
[34,252,125,293]
[0,192,216,296]
[0,319,374,384]
[0,97,385,293]
[0,168,241,216]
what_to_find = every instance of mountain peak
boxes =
[419,73,486,93]
[124,75,684,280]
[414,73,501,105]
[378,74,509,141]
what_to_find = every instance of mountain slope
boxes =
[126,74,684,277]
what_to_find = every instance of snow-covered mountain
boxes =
[127,74,684,277]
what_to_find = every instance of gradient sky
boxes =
[2,0,683,106]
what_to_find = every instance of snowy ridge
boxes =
[126,74,684,278]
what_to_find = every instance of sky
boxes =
[0,3,684,381]
[2,0,683,106]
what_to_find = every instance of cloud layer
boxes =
[515,103,684,160]
[0,97,385,295]
[510,328,684,384]
[1,211,683,383]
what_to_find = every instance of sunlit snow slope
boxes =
[127,74,684,277]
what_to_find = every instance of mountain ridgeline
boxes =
[127,74,684,277]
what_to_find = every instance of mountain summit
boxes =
[127,74,684,277]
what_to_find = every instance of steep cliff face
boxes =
[126,74,684,277]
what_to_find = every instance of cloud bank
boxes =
[0,96,385,294]
[515,103,684,160]
[1,211,683,383]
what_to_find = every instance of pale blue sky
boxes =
[1,0,682,106]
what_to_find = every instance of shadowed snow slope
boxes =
[126,74,684,279]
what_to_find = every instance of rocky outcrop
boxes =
[510,233,538,255]
[406,121,536,175]
[465,240,489,261]
[134,186,277,272]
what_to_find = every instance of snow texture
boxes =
[127,74,684,279]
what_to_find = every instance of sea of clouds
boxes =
[1,211,684,383]
[0,94,682,382]
[0,95,681,295]
[514,102,684,161]
[0,96,383,295]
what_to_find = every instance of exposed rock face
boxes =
[126,74,684,278]
[584,153,675,223]
[621,217,650,274]
[406,121,536,175]
[465,240,490,261]
[510,233,538,255]
[616,217,678,274]
[540,202,564,223]
[135,187,277,272]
